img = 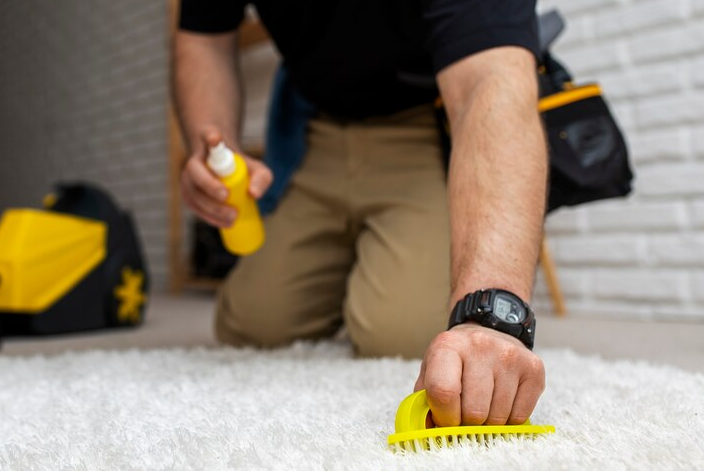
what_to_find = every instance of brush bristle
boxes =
[391,432,540,453]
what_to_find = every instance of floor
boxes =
[2,294,704,374]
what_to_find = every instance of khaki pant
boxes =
[215,104,450,358]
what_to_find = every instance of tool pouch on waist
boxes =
[539,53,633,212]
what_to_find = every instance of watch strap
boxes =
[448,289,535,350]
[447,294,472,330]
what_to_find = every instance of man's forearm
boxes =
[441,49,548,305]
[173,30,243,153]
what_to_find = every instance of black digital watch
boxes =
[448,288,536,350]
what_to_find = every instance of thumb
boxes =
[201,127,224,150]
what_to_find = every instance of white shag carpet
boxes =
[1,341,703,471]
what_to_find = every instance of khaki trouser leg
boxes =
[340,107,451,358]
[214,133,355,347]
[215,105,450,358]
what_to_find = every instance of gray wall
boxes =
[0,1,170,289]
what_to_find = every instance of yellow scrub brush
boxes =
[388,389,555,452]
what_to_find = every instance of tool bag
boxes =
[538,52,632,212]
[0,183,149,340]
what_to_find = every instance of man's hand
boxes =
[173,31,272,227]
[181,126,273,228]
[414,323,545,426]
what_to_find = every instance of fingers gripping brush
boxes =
[388,390,555,452]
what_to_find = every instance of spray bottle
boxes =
[207,142,265,255]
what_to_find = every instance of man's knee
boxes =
[215,286,296,348]
[214,284,341,349]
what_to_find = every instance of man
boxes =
[174,0,547,428]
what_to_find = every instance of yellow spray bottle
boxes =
[207,142,265,255]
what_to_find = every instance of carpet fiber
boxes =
[1,341,703,470]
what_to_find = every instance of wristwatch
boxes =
[447,288,536,350]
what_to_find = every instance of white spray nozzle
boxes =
[207,142,237,177]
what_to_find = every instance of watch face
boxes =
[494,294,526,324]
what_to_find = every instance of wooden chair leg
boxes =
[168,0,186,295]
[539,237,567,317]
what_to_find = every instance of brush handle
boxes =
[394,390,432,433]
[395,390,532,433]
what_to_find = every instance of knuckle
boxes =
[485,415,510,426]
[463,408,489,424]
[521,356,546,392]
[536,375,547,393]
[218,205,234,218]
[499,344,520,364]
[209,182,224,195]
[528,356,546,377]
[426,385,460,407]
[206,203,221,216]
[532,356,545,372]
[209,202,226,218]
[431,331,457,350]
[467,329,493,349]
[508,414,529,425]
[195,197,215,215]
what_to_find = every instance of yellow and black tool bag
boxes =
[538,52,632,212]
[0,183,149,339]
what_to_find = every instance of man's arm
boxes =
[415,46,547,426]
[173,30,272,228]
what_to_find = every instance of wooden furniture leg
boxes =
[539,237,567,317]
[167,0,186,294]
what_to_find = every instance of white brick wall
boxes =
[536,0,704,320]
[0,0,170,290]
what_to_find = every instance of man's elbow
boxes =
[437,46,540,127]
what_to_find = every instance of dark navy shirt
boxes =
[179,0,539,119]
